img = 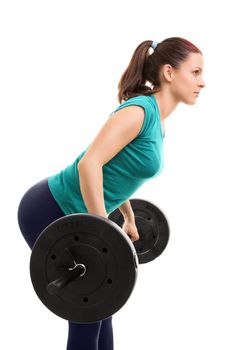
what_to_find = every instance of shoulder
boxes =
[110,95,157,138]
[111,95,154,115]
[120,95,153,107]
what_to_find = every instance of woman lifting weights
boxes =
[18,37,205,350]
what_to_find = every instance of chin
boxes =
[184,97,197,105]
[189,100,197,105]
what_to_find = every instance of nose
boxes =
[199,77,206,89]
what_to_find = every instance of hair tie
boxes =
[151,40,159,50]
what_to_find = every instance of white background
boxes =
[1,0,233,349]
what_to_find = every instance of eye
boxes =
[194,70,200,75]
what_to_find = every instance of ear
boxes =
[161,64,173,82]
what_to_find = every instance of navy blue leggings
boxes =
[17,178,114,350]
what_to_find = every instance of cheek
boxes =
[179,74,193,89]
[171,76,196,103]
[177,76,194,96]
[171,78,189,99]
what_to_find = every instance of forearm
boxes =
[78,161,108,218]
[118,200,135,221]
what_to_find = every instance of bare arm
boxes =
[118,200,135,221]
[78,105,145,218]
[79,165,134,220]
[78,160,108,218]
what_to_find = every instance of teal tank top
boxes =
[48,94,164,215]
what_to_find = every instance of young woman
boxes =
[18,37,206,350]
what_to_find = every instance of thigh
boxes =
[17,178,65,249]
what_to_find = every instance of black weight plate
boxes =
[108,199,170,264]
[30,214,138,323]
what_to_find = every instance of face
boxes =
[164,53,206,105]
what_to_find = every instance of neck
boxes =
[153,89,178,122]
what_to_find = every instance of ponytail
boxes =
[117,40,154,103]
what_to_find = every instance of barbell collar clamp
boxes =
[47,262,86,295]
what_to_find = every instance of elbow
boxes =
[77,159,86,170]
[77,159,89,171]
[78,157,102,170]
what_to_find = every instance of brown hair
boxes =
[117,37,202,103]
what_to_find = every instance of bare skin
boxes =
[78,53,206,243]
[154,52,206,123]
[124,53,206,241]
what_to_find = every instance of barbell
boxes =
[30,199,169,323]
